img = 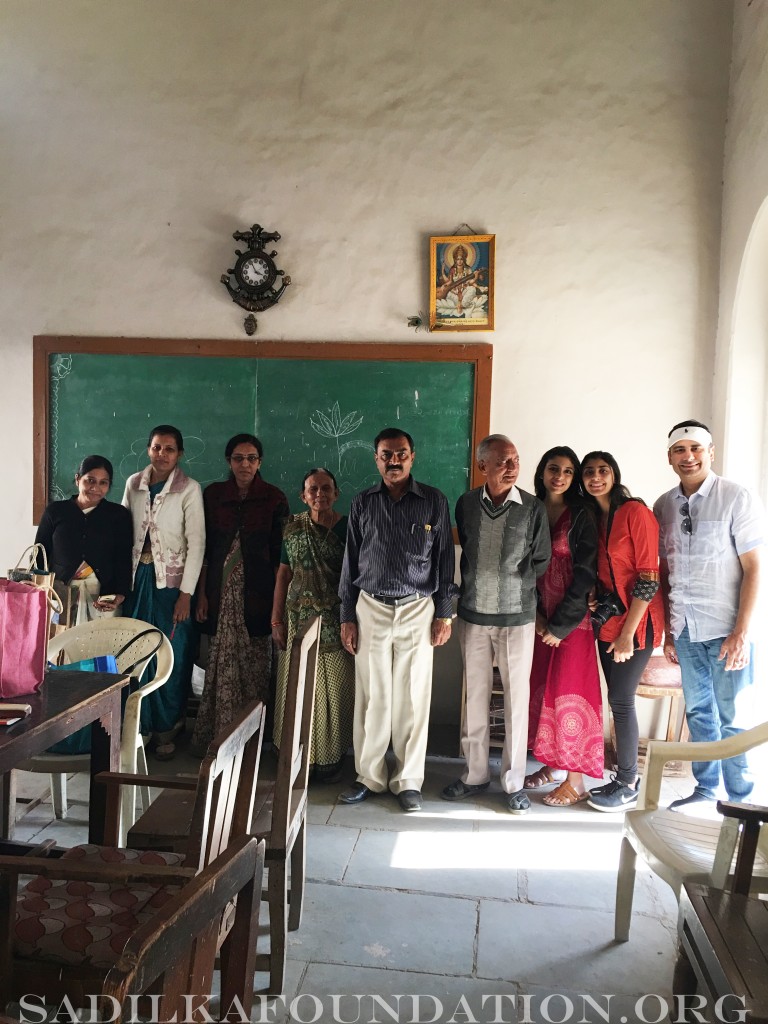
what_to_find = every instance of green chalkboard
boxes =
[34,338,493,524]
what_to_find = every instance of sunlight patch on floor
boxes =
[389,825,622,871]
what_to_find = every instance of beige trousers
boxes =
[353,591,434,794]
[459,619,535,794]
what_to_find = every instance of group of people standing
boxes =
[34,418,763,818]
[337,422,763,817]
[35,425,354,774]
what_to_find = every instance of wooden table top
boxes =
[0,671,129,768]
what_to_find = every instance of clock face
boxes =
[241,256,269,287]
[234,249,277,293]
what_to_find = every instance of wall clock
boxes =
[221,224,291,333]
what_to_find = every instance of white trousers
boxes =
[353,591,434,794]
[459,619,535,794]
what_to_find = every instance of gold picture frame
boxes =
[429,233,495,331]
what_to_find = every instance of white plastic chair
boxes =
[615,720,768,941]
[15,617,174,843]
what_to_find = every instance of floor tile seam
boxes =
[490,895,670,919]
[291,957,510,983]
[329,822,479,833]
[288,957,675,996]
[304,878,517,903]
[310,821,366,831]
[460,974,678,995]
[480,894,676,923]
[9,821,52,840]
[472,899,481,975]
[339,826,363,884]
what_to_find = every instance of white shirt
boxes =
[482,484,522,508]
[654,471,765,641]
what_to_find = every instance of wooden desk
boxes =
[0,671,129,844]
[677,881,768,1022]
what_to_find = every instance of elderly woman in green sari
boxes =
[271,467,354,781]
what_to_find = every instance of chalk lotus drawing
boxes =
[310,402,371,476]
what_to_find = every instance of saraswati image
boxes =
[430,233,495,331]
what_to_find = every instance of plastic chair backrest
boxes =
[48,617,166,684]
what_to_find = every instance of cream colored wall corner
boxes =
[716,1,768,504]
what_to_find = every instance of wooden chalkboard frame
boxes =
[33,336,492,523]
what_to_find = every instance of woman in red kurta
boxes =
[526,446,604,807]
[581,451,664,813]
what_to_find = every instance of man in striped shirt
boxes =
[338,428,455,812]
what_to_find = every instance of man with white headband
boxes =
[654,419,764,811]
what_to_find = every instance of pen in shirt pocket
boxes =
[411,523,432,533]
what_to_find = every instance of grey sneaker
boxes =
[587,775,639,813]
[506,789,531,815]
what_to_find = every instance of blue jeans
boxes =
[674,625,755,800]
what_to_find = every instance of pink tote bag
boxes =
[0,579,48,696]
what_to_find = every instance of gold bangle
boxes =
[436,617,453,624]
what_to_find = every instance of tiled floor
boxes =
[8,741,701,1024]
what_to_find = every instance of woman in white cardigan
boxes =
[122,424,205,759]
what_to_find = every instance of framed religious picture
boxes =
[429,233,495,331]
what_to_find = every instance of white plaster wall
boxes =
[0,2,732,726]
[715,2,768,500]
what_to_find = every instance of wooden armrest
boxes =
[718,800,768,823]
[0,855,196,885]
[96,771,198,790]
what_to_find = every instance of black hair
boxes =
[533,446,584,505]
[75,455,114,486]
[147,424,184,452]
[668,419,712,436]
[374,427,414,451]
[225,433,263,458]
[301,466,339,492]
[581,450,644,509]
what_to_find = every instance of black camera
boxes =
[590,590,626,628]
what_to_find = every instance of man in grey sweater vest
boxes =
[442,434,551,814]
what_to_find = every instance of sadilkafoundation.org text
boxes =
[17,991,749,1023]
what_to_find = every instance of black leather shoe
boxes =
[339,783,373,804]
[397,789,422,812]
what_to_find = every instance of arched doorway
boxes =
[722,195,768,505]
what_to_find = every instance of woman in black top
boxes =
[35,454,133,625]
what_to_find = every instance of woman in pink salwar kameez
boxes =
[526,446,604,807]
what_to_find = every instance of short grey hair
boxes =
[476,433,513,463]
